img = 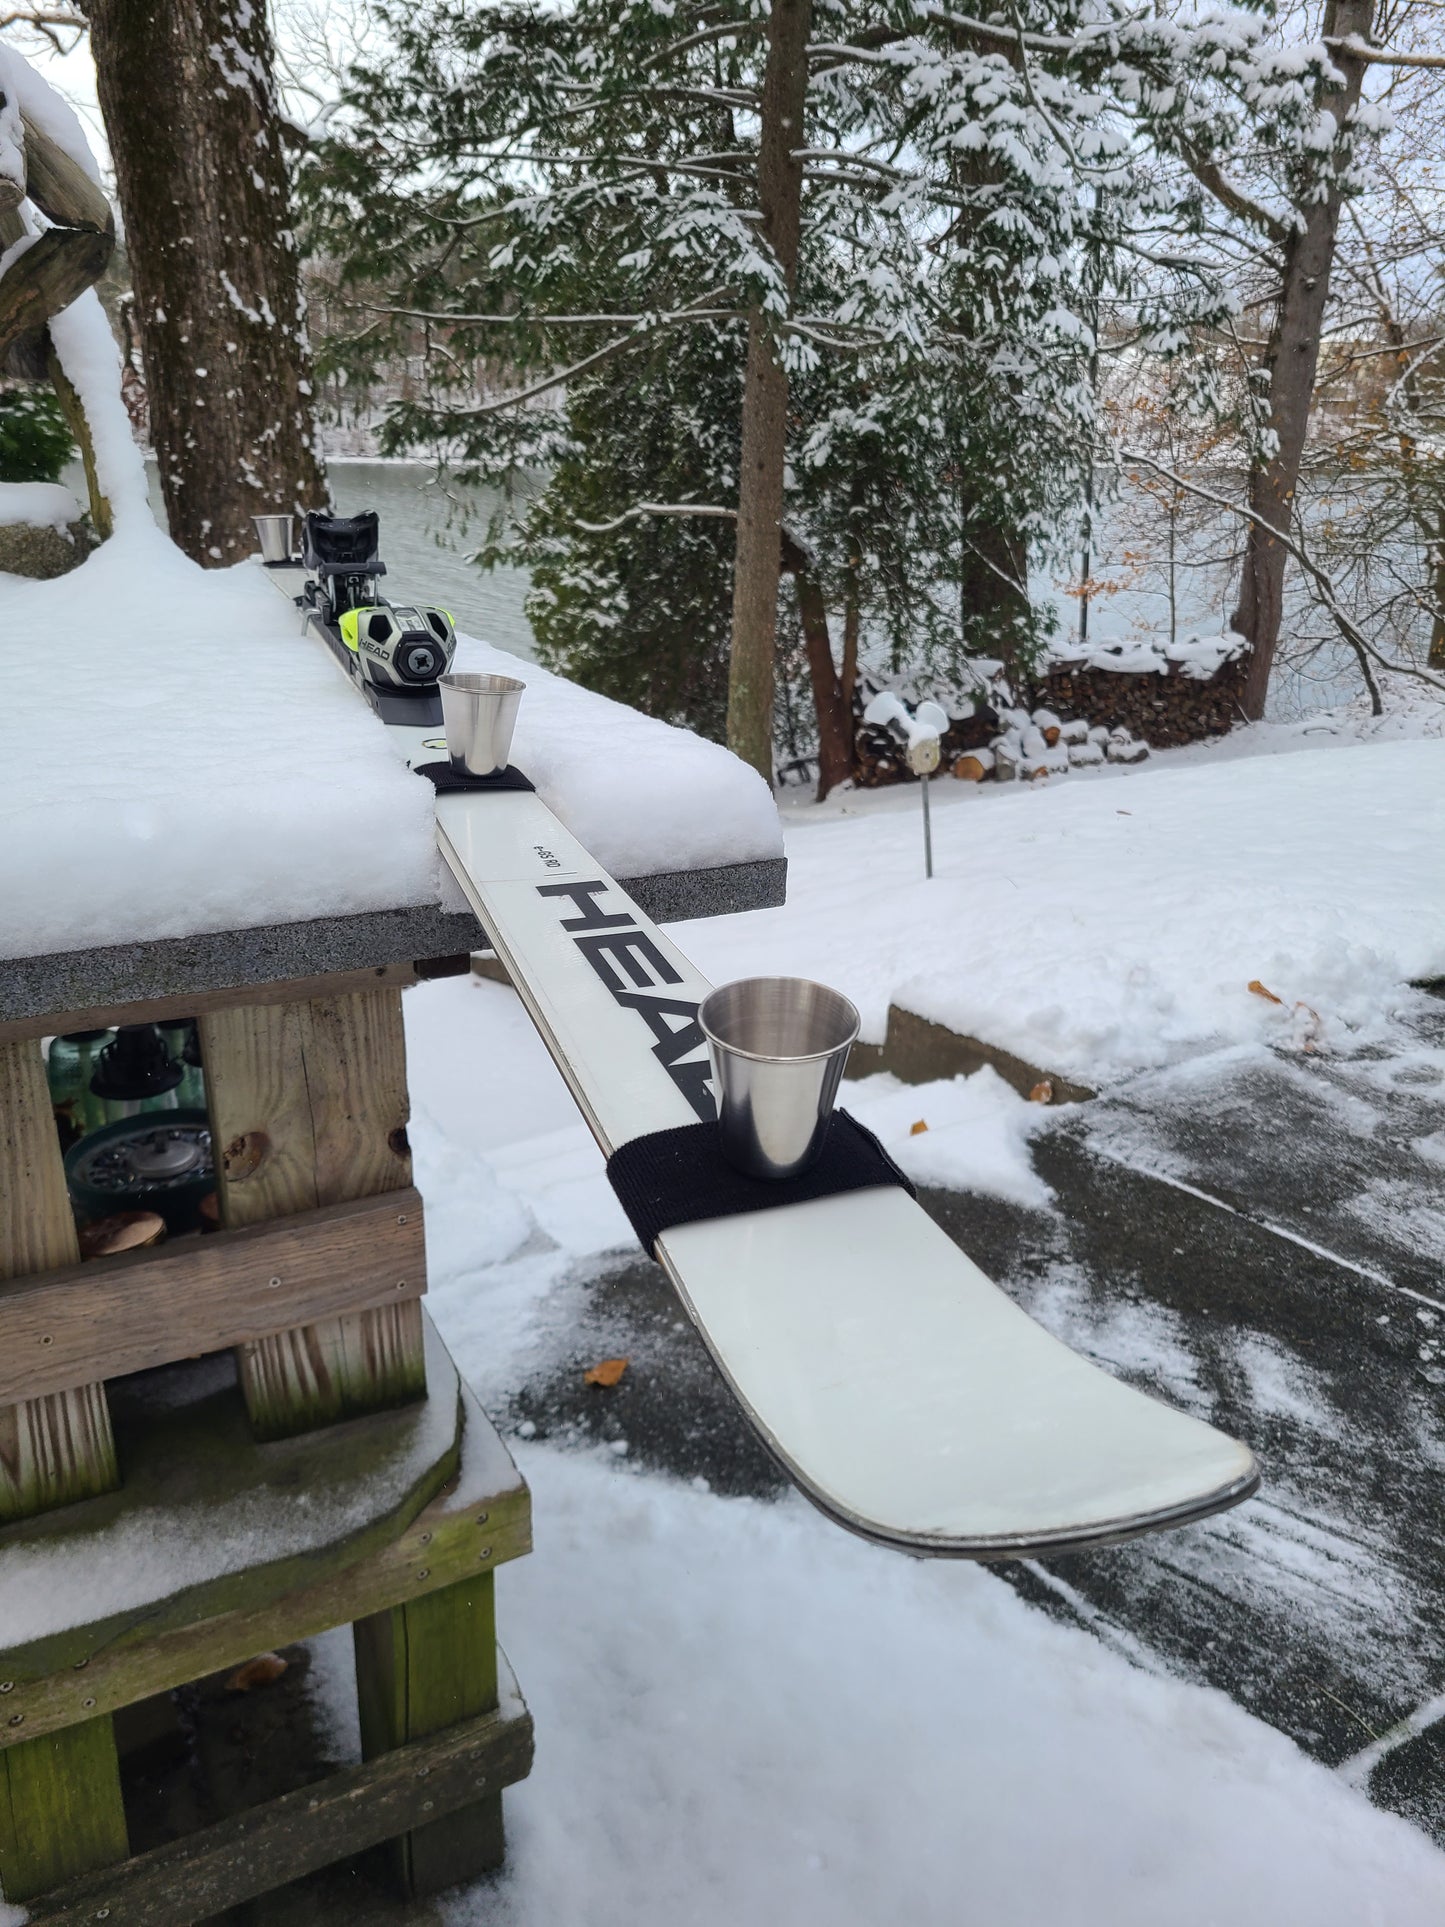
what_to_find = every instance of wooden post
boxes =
[0,1718,129,1905]
[200,988,427,1440]
[0,1041,118,1523]
[353,1575,505,1897]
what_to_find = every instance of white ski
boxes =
[270,560,1260,1557]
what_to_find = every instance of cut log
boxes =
[952,750,994,782]
[1106,736,1149,764]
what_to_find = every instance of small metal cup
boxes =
[251,514,296,564]
[699,977,860,1182]
[439,672,526,777]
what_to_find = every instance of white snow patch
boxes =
[0,1345,458,1648]
[846,1066,1052,1208]
[0,530,441,961]
[0,482,80,531]
[1233,1332,1333,1429]
[49,290,152,533]
[451,630,782,880]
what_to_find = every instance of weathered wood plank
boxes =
[355,1574,504,1897]
[0,1716,129,1905]
[24,1673,533,1926]
[0,1041,85,1281]
[237,1298,426,1439]
[0,1040,117,1523]
[200,988,426,1438]
[0,1189,427,1406]
[20,112,115,236]
[202,989,413,1224]
[0,1365,526,1747]
[0,961,419,1049]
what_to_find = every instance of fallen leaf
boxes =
[1028,1080,1054,1104]
[226,1653,288,1693]
[1248,980,1283,1005]
[584,1358,629,1388]
[909,1119,929,1136]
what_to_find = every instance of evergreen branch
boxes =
[572,502,738,535]
[498,151,752,184]
[644,18,766,68]
[446,287,735,418]
[1180,152,1291,249]
[1001,6,1127,185]
[354,303,744,327]
[794,148,908,180]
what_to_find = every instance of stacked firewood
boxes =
[958,707,1149,783]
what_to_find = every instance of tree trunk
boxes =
[83,0,327,566]
[781,533,852,799]
[1231,0,1372,719]
[959,519,1030,668]
[1355,232,1445,671]
[727,0,811,780]
[1429,527,1445,669]
[949,20,1033,674]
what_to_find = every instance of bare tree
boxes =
[1225,0,1374,718]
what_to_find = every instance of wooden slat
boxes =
[0,1040,118,1523]
[0,1189,427,1406]
[0,1405,529,1747]
[0,960,419,1049]
[200,987,427,1439]
[0,1716,129,1905]
[25,1672,534,1927]
[355,1575,504,1895]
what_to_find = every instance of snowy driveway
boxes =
[389,962,1445,1925]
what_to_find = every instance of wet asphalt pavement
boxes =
[503,988,1445,1844]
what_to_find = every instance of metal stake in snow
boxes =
[863,694,949,878]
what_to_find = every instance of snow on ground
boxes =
[446,1447,1445,1927]
[395,976,1445,1927]
[680,732,1445,1085]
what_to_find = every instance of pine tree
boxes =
[305,0,1365,765]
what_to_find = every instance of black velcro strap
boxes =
[606,1109,916,1258]
[414,761,535,793]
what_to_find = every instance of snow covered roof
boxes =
[0,523,782,992]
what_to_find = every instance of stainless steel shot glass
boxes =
[438,672,526,778]
[251,514,296,563]
[698,977,860,1181]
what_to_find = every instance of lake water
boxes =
[101,457,1368,717]
[327,461,537,661]
[114,457,540,661]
